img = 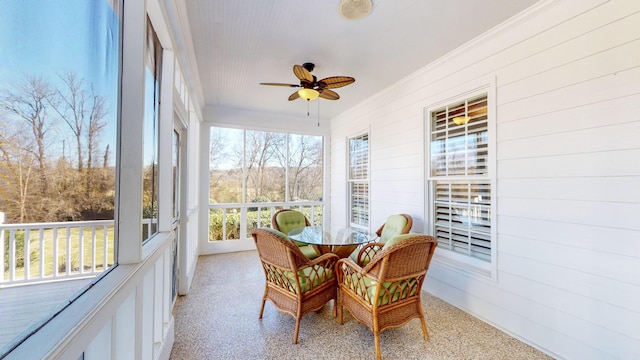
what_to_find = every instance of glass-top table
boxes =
[288,226,375,258]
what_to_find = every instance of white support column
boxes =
[158,50,175,233]
[117,0,146,264]
[198,124,210,248]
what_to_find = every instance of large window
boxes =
[0,0,121,355]
[209,127,323,241]
[142,18,162,242]
[428,93,492,263]
[348,133,369,231]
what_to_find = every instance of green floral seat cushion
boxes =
[378,215,409,242]
[381,233,415,250]
[284,265,334,294]
[299,245,318,259]
[348,215,409,263]
[275,211,309,247]
[275,211,308,235]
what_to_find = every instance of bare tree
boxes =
[243,131,284,200]
[273,134,323,201]
[51,73,108,194]
[288,135,322,201]
[0,125,36,223]
[0,76,55,195]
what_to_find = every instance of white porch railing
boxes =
[0,219,155,286]
[208,201,323,241]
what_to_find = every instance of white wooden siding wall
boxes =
[330,1,640,359]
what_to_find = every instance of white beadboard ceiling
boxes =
[181,0,538,120]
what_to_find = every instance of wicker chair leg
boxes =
[420,315,429,340]
[338,301,344,324]
[259,297,266,319]
[333,299,337,317]
[418,302,429,340]
[293,318,301,344]
[374,332,382,360]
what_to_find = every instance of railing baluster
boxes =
[53,227,59,278]
[66,226,71,277]
[24,230,30,280]
[9,230,16,281]
[91,226,97,273]
[103,225,108,271]
[0,228,4,283]
[78,226,84,275]
[222,210,227,240]
[39,227,44,278]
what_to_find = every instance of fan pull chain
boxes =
[307,99,310,117]
[317,99,320,127]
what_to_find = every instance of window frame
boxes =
[425,82,497,278]
[347,132,370,233]
[206,126,325,243]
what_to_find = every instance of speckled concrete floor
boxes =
[170,251,553,360]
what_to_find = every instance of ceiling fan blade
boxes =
[318,76,355,89]
[293,65,313,82]
[260,82,300,87]
[319,89,340,100]
[288,91,300,101]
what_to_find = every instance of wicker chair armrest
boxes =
[335,258,362,282]
[309,252,340,271]
[357,242,384,266]
[336,258,383,305]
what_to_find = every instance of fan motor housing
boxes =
[339,0,373,20]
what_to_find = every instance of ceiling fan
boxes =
[260,62,355,101]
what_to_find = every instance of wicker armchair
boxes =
[272,209,319,259]
[251,228,340,344]
[351,213,413,265]
[336,234,437,360]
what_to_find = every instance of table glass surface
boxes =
[287,226,373,246]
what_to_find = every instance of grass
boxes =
[3,225,115,281]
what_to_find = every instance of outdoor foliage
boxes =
[208,206,323,241]
[0,74,116,223]
[2,231,39,271]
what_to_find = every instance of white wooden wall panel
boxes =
[84,321,111,359]
[498,94,640,140]
[114,292,136,360]
[499,234,638,287]
[499,65,640,121]
[140,271,155,359]
[498,122,640,159]
[499,177,640,203]
[498,13,640,87]
[498,251,640,313]
[499,149,640,178]
[330,1,640,358]
[498,272,638,357]
[499,197,640,231]
[499,216,639,254]
[498,42,640,106]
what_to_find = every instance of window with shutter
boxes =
[348,133,369,230]
[428,94,492,263]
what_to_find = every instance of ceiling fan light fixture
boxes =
[298,88,319,101]
[452,115,471,125]
[339,0,373,20]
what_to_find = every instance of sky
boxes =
[0,0,120,163]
